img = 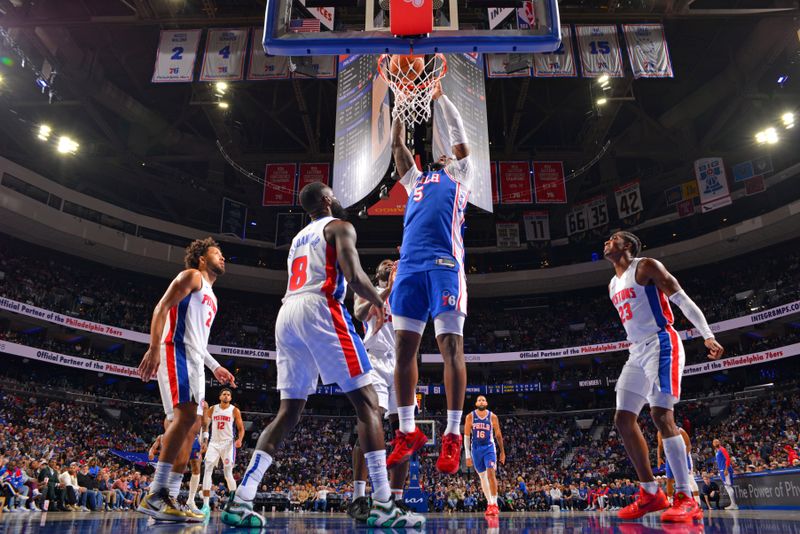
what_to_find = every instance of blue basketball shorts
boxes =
[390,269,467,324]
[472,443,497,474]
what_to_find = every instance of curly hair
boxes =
[184,237,220,269]
[618,231,642,257]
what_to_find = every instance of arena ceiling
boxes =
[0,0,798,260]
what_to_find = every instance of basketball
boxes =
[389,54,425,82]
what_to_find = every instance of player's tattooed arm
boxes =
[492,413,505,465]
[326,220,383,309]
[391,118,416,179]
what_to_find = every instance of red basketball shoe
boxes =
[617,488,669,520]
[661,491,703,523]
[435,433,463,474]
[484,504,500,517]
[386,428,428,468]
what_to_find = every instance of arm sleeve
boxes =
[204,351,221,372]
[464,435,471,458]
[668,289,713,339]
[399,165,423,195]
[435,95,468,147]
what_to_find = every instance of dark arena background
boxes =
[1,1,800,533]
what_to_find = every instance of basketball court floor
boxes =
[2,510,799,533]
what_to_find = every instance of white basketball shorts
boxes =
[276,293,373,399]
[157,343,205,419]
[205,440,235,468]
[616,327,685,407]
[368,350,397,415]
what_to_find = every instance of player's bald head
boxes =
[299,182,330,214]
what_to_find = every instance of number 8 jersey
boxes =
[283,216,347,303]
[608,257,677,344]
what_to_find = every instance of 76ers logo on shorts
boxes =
[441,290,456,308]
[487,459,496,470]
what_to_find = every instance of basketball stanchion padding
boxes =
[378,53,447,127]
[390,0,433,37]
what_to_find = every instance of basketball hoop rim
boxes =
[377,53,448,91]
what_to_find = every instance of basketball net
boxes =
[378,54,447,127]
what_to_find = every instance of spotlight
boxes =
[596,98,607,106]
[358,206,368,219]
[214,81,228,95]
[56,136,79,154]
[764,127,779,144]
[777,75,789,86]
[37,124,52,141]
[597,74,609,84]
[218,101,229,109]
[782,112,795,128]
[755,130,766,144]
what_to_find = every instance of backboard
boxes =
[263,0,561,56]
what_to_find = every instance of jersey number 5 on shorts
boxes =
[289,255,308,290]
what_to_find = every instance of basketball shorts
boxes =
[368,350,397,415]
[205,440,235,468]
[189,437,202,462]
[616,328,685,406]
[276,293,373,398]
[157,344,205,419]
[665,453,693,480]
[390,269,467,329]
[472,443,497,474]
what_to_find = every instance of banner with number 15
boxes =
[200,28,249,82]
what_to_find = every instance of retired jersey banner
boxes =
[499,161,533,204]
[262,164,296,206]
[491,161,499,204]
[297,163,330,195]
[532,161,567,204]
[575,24,624,78]
[248,29,290,80]
[533,25,577,78]
[486,54,532,78]
[523,211,550,241]
[152,30,202,83]
[585,195,609,229]
[695,157,732,212]
[622,24,673,79]
[200,28,248,82]
[496,223,520,248]
[566,205,588,236]
[614,181,643,218]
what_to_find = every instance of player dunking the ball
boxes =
[605,231,724,522]
[464,396,505,518]
[387,82,471,473]
[201,388,244,511]
[221,182,424,529]
[137,238,237,522]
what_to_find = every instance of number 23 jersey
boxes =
[283,216,347,304]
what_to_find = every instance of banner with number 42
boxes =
[614,181,644,219]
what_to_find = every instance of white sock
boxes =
[354,481,367,499]
[725,485,737,505]
[489,495,497,506]
[391,488,404,502]
[397,405,416,434]
[662,435,691,495]
[168,471,183,499]
[445,410,462,435]
[151,462,172,493]
[235,451,273,503]
[203,494,210,507]
[188,474,200,507]
[641,481,658,495]
[364,450,391,503]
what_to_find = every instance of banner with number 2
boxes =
[152,30,202,83]
[200,28,248,82]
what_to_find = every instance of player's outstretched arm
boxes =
[326,220,383,309]
[138,269,203,381]
[391,118,416,180]
[431,82,469,160]
[492,413,505,465]
[638,258,724,360]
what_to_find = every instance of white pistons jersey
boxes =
[283,216,347,304]
[362,286,394,357]
[210,404,235,443]
[609,257,677,344]
[161,275,218,353]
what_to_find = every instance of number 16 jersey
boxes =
[283,216,347,304]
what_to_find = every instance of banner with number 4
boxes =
[200,28,248,82]
[614,181,643,219]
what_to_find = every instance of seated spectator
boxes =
[700,475,721,510]
[77,464,104,511]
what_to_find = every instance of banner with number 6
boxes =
[200,28,249,82]
[152,30,202,83]
[614,181,644,219]
[575,24,624,78]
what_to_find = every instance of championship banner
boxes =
[496,222,520,248]
[491,162,499,205]
[200,28,249,82]
[533,25,577,78]
[262,163,296,206]
[745,175,766,196]
[297,163,330,195]
[584,195,609,229]
[694,157,732,213]
[532,161,567,204]
[499,161,533,204]
[486,54,532,78]
[614,181,644,218]
[151,29,202,83]
[523,211,550,241]
[622,24,674,79]
[248,29,290,80]
[575,24,624,78]
[566,205,588,236]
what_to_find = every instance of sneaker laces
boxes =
[443,436,459,458]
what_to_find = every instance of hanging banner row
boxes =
[262,163,330,206]
[152,28,337,83]
[486,23,673,79]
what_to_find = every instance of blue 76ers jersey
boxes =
[397,160,471,276]
[471,410,494,447]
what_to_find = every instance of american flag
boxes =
[289,18,321,33]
